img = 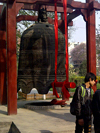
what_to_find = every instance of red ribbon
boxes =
[54,0,58,82]
[52,81,60,98]
[52,0,70,99]
[63,0,69,81]
[62,81,70,100]
[52,81,70,99]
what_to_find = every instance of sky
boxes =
[69,0,100,43]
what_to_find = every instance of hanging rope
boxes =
[54,0,58,82]
[63,0,69,81]
[51,0,59,98]
[61,0,70,100]
[52,0,70,100]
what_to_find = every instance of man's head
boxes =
[84,72,96,87]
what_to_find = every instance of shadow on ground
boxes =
[40,130,53,133]
[0,109,7,115]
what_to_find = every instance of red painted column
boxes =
[6,0,17,115]
[0,15,7,104]
[86,0,96,91]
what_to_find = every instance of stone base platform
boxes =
[25,101,65,110]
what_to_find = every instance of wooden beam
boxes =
[0,0,73,3]
[81,9,87,22]
[67,1,88,9]
[68,21,73,26]
[15,0,88,9]
[67,9,81,23]
[16,0,60,5]
[0,0,89,9]
[16,15,73,27]
[20,4,73,13]
[91,1,100,11]
[16,3,24,15]
[16,15,38,22]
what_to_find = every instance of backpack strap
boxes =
[81,86,86,97]
[81,86,86,104]
[81,86,94,104]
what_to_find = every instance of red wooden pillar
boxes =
[0,14,7,105]
[86,0,96,91]
[6,0,17,115]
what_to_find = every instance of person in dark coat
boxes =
[73,72,96,133]
[92,89,100,133]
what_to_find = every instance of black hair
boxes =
[84,72,96,83]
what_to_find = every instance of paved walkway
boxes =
[0,98,94,133]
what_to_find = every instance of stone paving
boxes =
[0,98,94,133]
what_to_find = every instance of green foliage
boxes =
[70,83,100,93]
[49,88,53,91]
[47,12,61,20]
[97,83,100,90]
[96,26,100,54]
[79,60,87,76]
[69,64,76,77]
[70,88,76,92]
[49,76,100,93]
[69,75,100,93]
[47,12,55,19]
[69,75,85,87]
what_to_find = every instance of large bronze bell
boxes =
[17,8,66,94]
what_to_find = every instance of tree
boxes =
[70,43,86,73]
[16,29,21,62]
[96,26,100,55]
[68,26,76,40]
[95,26,100,75]
[79,60,87,76]
[69,64,76,77]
